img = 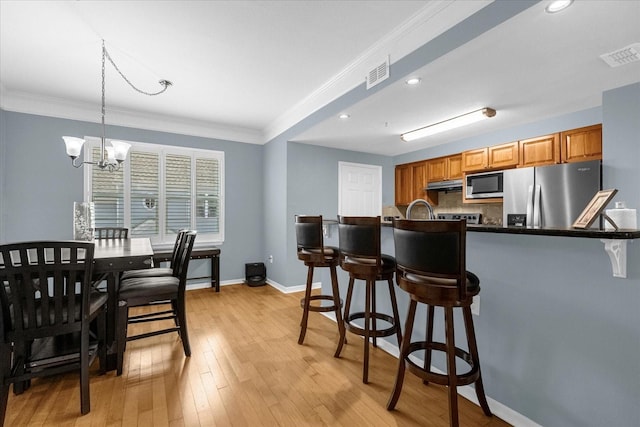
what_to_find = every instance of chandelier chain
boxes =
[102,40,171,97]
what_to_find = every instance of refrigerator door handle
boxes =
[526,184,534,227]
[533,184,541,227]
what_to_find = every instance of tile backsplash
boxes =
[396,192,503,225]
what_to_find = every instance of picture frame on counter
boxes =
[572,189,618,229]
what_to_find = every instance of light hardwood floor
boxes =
[5,284,511,426]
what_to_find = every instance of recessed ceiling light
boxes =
[339,113,350,120]
[545,0,573,13]
[405,77,421,85]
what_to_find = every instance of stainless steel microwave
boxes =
[465,170,504,199]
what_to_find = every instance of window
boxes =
[84,138,224,245]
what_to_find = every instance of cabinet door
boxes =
[462,148,488,172]
[519,133,560,167]
[395,164,412,206]
[411,161,428,201]
[561,124,602,163]
[427,157,447,182]
[447,154,463,179]
[488,141,519,169]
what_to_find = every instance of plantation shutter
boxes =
[130,151,159,236]
[91,146,124,228]
[195,157,220,233]
[165,153,191,234]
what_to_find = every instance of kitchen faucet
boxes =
[406,198,435,220]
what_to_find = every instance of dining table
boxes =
[93,237,154,370]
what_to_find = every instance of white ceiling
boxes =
[1,1,639,156]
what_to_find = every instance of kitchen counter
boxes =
[466,224,640,239]
[375,220,640,240]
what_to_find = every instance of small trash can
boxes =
[245,262,266,287]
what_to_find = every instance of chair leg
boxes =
[80,326,90,415]
[176,297,191,357]
[463,306,492,417]
[298,265,314,345]
[387,278,402,346]
[116,301,129,376]
[330,265,346,358]
[423,304,435,385]
[387,299,417,410]
[0,343,12,425]
[363,279,372,384]
[371,281,377,348]
[444,307,459,427]
[98,310,107,375]
[342,276,355,335]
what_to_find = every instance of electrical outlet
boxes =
[268,255,273,264]
[471,295,480,316]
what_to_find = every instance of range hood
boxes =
[425,179,463,192]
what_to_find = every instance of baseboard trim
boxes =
[319,312,542,427]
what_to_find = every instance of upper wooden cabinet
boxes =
[395,163,413,206]
[395,160,436,206]
[461,148,488,172]
[462,142,519,172]
[489,141,519,170]
[427,154,463,181]
[519,133,560,167]
[560,124,602,163]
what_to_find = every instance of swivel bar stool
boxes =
[387,219,491,426]
[337,215,402,383]
[295,215,346,357]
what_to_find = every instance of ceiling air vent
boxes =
[366,56,389,89]
[600,43,640,68]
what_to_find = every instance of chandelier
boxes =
[63,40,172,171]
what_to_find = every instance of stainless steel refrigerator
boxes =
[502,159,602,228]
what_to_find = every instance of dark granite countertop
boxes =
[465,224,640,239]
[336,219,640,239]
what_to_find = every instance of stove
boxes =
[436,213,482,225]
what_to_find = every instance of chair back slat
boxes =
[393,219,468,303]
[176,231,197,292]
[0,241,95,341]
[95,227,129,239]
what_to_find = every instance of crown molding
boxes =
[0,89,264,144]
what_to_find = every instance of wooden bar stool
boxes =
[337,215,402,383]
[295,215,346,357]
[387,219,492,426]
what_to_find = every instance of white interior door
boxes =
[338,162,382,216]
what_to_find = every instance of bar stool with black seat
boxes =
[387,219,492,426]
[337,215,402,383]
[295,215,346,357]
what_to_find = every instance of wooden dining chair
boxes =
[0,241,108,422]
[121,230,187,280]
[115,231,197,375]
[94,227,129,239]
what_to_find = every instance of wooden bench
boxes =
[153,247,221,292]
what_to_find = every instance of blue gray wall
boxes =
[0,111,264,282]
[313,83,639,427]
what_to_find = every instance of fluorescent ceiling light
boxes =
[401,108,496,142]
